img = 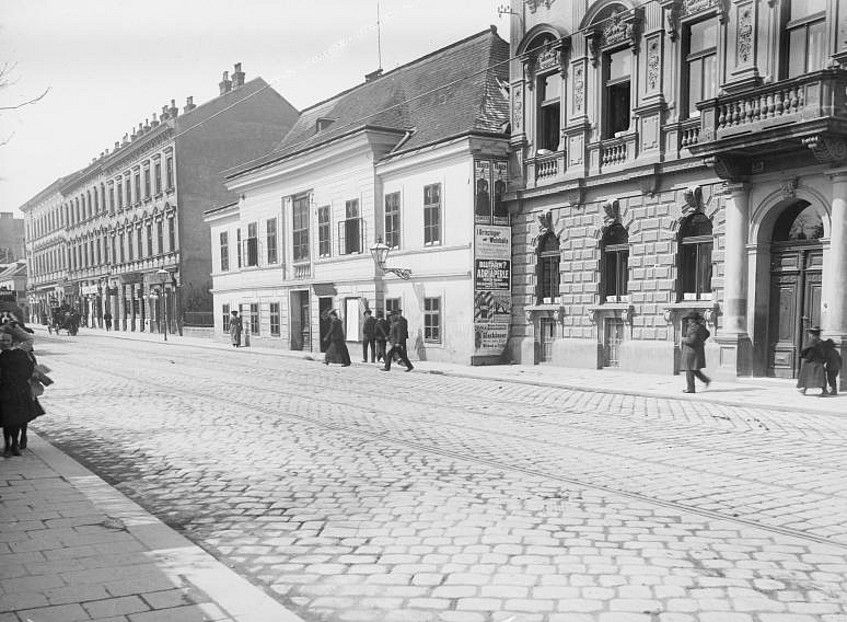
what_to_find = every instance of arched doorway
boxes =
[767,200,824,378]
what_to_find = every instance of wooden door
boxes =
[603,318,625,368]
[539,318,555,363]
[768,248,822,378]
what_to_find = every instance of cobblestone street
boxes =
[25,332,847,621]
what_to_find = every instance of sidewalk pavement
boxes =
[0,432,305,622]
[37,325,846,417]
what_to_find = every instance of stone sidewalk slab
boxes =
[0,432,304,622]
[36,325,847,417]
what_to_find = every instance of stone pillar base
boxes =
[712,332,753,379]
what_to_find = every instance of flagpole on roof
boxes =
[377,0,383,71]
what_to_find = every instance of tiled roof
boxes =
[229,27,509,177]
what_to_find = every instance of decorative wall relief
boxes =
[536,46,560,71]
[525,0,556,13]
[602,199,621,226]
[647,39,661,91]
[603,10,634,47]
[736,5,753,65]
[682,185,703,215]
[512,87,524,133]
[573,65,585,113]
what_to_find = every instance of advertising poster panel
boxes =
[474,160,492,224]
[473,224,511,357]
[492,161,509,226]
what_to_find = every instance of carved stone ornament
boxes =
[779,177,798,200]
[525,0,556,12]
[536,46,560,71]
[736,5,753,65]
[513,88,524,133]
[682,185,703,216]
[620,305,634,324]
[602,199,621,226]
[603,10,634,47]
[647,39,660,91]
[683,0,728,22]
[586,307,598,324]
[704,155,746,181]
[573,65,585,111]
[534,209,566,247]
[802,135,847,163]
[665,0,681,41]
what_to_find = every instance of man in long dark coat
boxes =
[680,311,711,393]
[323,310,351,367]
[361,309,376,363]
[0,331,42,457]
[374,310,390,363]
[381,309,413,372]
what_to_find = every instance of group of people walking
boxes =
[797,326,842,396]
[326,307,413,372]
[0,311,48,458]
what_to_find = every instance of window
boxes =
[127,230,133,261]
[270,302,280,336]
[678,212,713,300]
[220,231,229,271]
[165,156,174,189]
[292,195,310,262]
[154,160,162,194]
[537,71,561,151]
[250,303,259,335]
[168,217,175,251]
[684,18,718,118]
[603,48,631,138]
[117,179,123,209]
[537,232,560,303]
[236,228,242,268]
[424,297,441,344]
[125,177,131,207]
[266,218,278,264]
[341,199,361,255]
[146,224,153,258]
[118,233,124,263]
[385,297,401,316]
[93,187,99,212]
[222,304,230,331]
[143,166,151,199]
[246,222,258,267]
[109,184,115,212]
[137,228,143,259]
[318,206,331,257]
[385,192,401,249]
[601,223,629,301]
[786,0,826,77]
[157,220,164,254]
[424,183,441,246]
[134,172,141,204]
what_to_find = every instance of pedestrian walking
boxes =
[103,311,112,331]
[680,311,711,393]
[374,310,390,363]
[323,310,351,366]
[229,310,243,347]
[0,330,44,458]
[797,327,828,396]
[361,309,376,363]
[821,338,842,396]
[381,308,414,372]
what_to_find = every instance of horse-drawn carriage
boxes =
[47,305,80,336]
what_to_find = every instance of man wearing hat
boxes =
[797,326,827,395]
[381,308,413,372]
[680,310,711,393]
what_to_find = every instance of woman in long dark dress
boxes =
[0,331,43,457]
[323,310,351,367]
[797,327,827,395]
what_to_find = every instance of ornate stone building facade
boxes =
[22,65,298,332]
[507,0,847,384]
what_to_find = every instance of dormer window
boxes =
[315,117,335,133]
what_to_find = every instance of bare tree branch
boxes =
[0,86,50,111]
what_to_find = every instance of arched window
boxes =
[772,201,823,242]
[678,212,713,300]
[536,232,560,303]
[601,223,628,301]
[530,34,561,152]
[594,4,632,139]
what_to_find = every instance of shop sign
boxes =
[81,285,99,296]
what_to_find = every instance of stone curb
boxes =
[25,432,306,622]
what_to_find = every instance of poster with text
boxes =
[473,224,511,357]
[474,323,509,355]
[492,161,509,226]
[474,160,492,224]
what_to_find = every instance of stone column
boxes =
[824,170,847,389]
[117,285,126,332]
[714,182,752,377]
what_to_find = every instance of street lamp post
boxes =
[369,237,412,280]
[156,268,169,342]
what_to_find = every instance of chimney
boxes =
[169,99,178,118]
[114,141,120,150]
[130,126,137,140]
[365,68,383,82]
[219,70,232,95]
[184,95,196,113]
[122,133,129,146]
[143,118,151,132]
[161,104,170,121]
[231,62,245,88]
[151,112,159,127]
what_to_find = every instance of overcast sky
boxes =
[0,0,509,215]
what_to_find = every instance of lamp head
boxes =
[370,237,390,269]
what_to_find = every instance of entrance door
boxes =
[290,291,311,351]
[539,317,555,362]
[603,317,625,368]
[767,201,824,378]
[318,297,333,353]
